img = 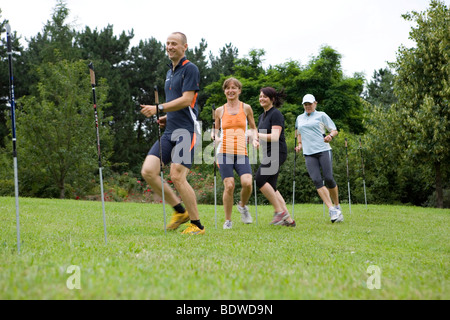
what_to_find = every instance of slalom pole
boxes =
[323,180,326,218]
[88,63,108,244]
[212,104,217,229]
[6,24,21,253]
[345,138,352,215]
[359,137,367,208]
[252,140,258,226]
[154,86,167,234]
[291,135,297,220]
[322,134,326,218]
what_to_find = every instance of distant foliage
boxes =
[0,0,448,207]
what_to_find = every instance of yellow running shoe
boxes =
[181,223,205,235]
[167,211,189,230]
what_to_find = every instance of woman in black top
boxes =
[253,87,295,227]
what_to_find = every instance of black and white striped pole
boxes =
[6,24,21,253]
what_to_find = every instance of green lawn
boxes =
[0,196,448,299]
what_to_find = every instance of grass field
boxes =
[0,196,448,300]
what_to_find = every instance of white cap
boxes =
[302,94,316,104]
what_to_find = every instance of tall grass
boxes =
[0,197,448,299]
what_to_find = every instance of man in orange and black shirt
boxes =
[140,32,204,235]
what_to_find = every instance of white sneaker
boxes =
[329,207,344,223]
[223,220,233,229]
[237,204,253,224]
[335,210,344,223]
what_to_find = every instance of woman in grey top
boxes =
[295,94,343,223]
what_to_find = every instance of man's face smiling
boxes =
[166,34,187,63]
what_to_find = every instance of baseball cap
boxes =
[302,94,316,104]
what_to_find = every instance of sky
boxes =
[1,0,437,82]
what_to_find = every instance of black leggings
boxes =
[305,150,337,189]
[255,153,287,191]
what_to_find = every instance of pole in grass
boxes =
[88,62,108,245]
[6,24,21,253]
[322,134,327,218]
[211,104,218,229]
[323,180,326,218]
[154,86,167,234]
[359,137,367,208]
[291,134,297,220]
[252,139,258,226]
[345,138,352,215]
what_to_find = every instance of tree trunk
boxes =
[435,161,443,209]
[59,182,65,199]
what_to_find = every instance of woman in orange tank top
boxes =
[213,78,257,229]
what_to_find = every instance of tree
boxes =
[19,0,81,98]
[1,0,374,203]
[16,59,111,198]
[77,24,137,171]
[391,0,449,208]
[233,49,266,80]
[186,38,211,111]
[364,67,397,109]
[362,102,434,205]
[127,37,166,170]
[0,10,24,149]
[208,43,238,82]
[200,48,267,126]
[290,46,365,134]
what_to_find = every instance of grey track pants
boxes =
[305,150,337,189]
